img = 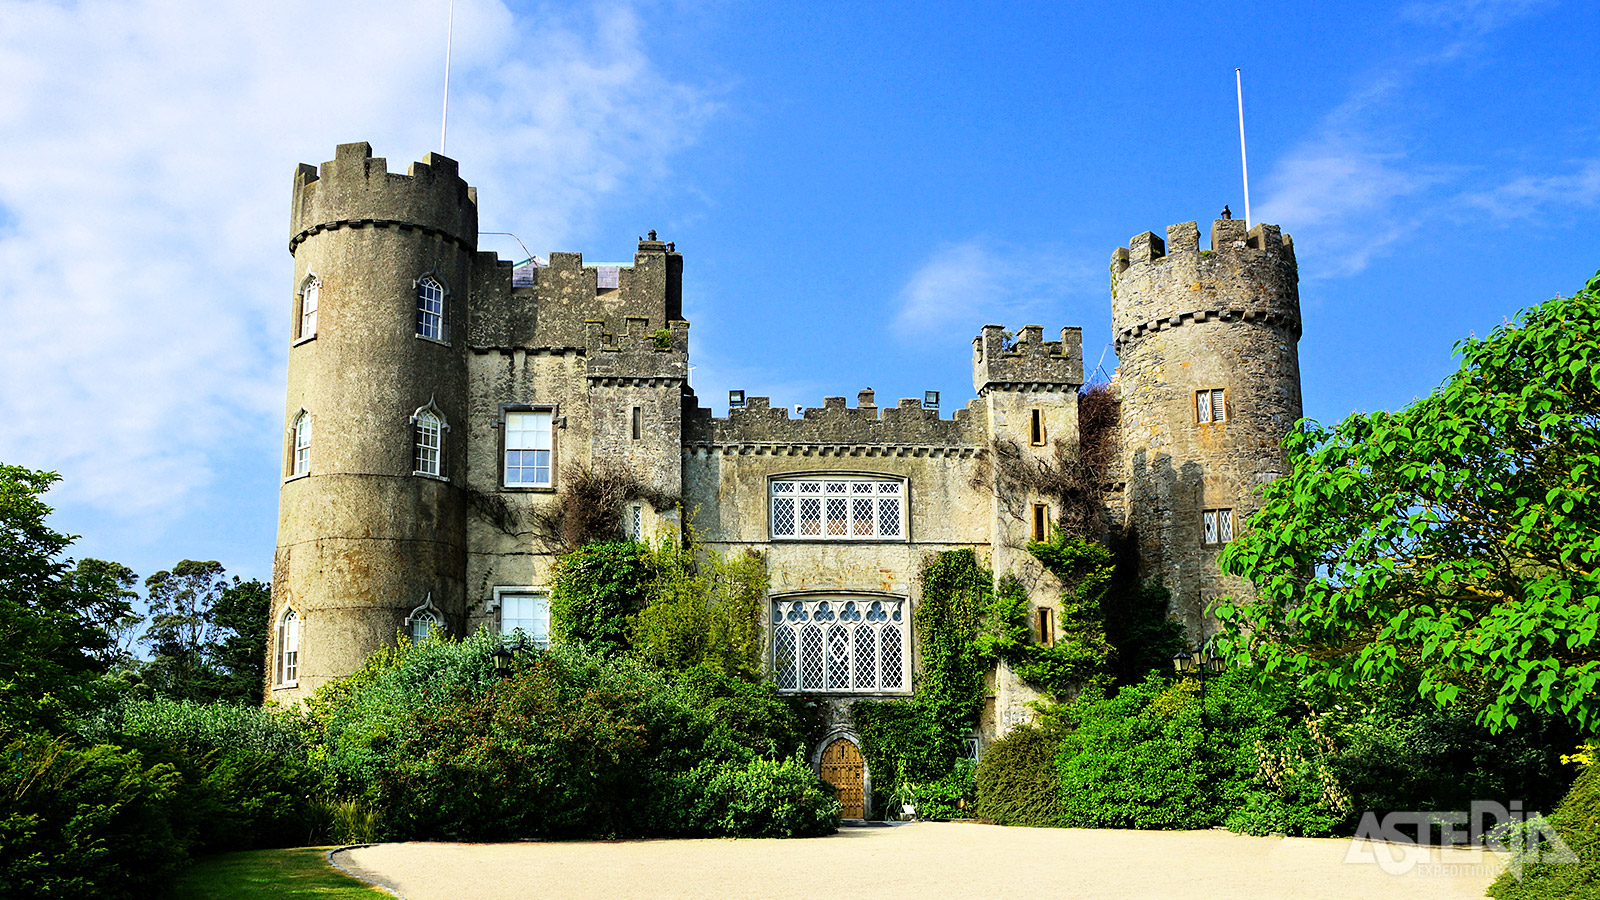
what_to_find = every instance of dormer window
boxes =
[417,276,446,342]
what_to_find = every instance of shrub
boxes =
[633,537,768,679]
[82,697,309,760]
[913,759,977,820]
[975,723,1065,826]
[686,756,841,837]
[0,732,186,900]
[1055,671,1292,830]
[1489,764,1600,899]
[549,541,650,654]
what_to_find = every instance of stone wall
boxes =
[1111,219,1302,636]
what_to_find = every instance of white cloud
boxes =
[0,1,708,525]
[892,239,1097,337]
[1462,160,1600,219]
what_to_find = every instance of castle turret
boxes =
[268,143,477,701]
[1110,219,1302,637]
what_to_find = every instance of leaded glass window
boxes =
[772,597,908,694]
[770,477,905,540]
[1203,508,1235,546]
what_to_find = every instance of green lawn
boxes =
[168,847,392,899]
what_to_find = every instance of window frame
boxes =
[1038,607,1055,646]
[768,473,908,542]
[493,587,551,649]
[411,402,449,480]
[1031,503,1049,543]
[415,273,449,344]
[1196,388,1227,424]
[287,410,311,479]
[1202,508,1236,546]
[296,274,320,343]
[275,607,299,688]
[499,405,557,490]
[1029,409,1045,446]
[770,594,909,696]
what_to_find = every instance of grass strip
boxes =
[168,847,393,899]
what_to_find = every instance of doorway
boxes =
[819,737,866,819]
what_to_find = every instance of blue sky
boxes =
[1,0,1597,594]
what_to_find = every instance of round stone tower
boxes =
[1110,218,1302,636]
[268,142,476,701]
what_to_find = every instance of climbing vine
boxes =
[854,549,990,803]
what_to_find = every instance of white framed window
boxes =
[770,476,905,540]
[290,411,311,477]
[630,504,643,540]
[412,407,445,477]
[299,276,319,339]
[1197,388,1226,424]
[498,592,550,648]
[409,609,439,643]
[503,410,553,487]
[1203,508,1235,545]
[276,608,299,685]
[417,276,446,341]
[773,597,907,694]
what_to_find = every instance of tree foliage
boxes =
[1217,272,1600,733]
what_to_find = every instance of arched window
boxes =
[409,609,439,643]
[417,276,446,341]
[276,608,299,685]
[413,408,443,476]
[299,276,319,339]
[773,597,907,694]
[289,411,311,476]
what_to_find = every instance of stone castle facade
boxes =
[268,143,1302,792]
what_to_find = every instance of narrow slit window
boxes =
[1038,608,1054,646]
[1031,503,1048,543]
[1197,388,1226,424]
[631,406,642,440]
[1030,409,1045,445]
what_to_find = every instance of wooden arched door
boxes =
[819,738,865,818]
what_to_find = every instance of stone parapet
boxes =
[684,394,984,447]
[290,142,477,254]
[972,325,1084,395]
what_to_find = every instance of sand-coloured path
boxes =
[333,821,1502,900]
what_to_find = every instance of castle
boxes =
[268,143,1302,816]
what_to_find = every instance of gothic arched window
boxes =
[298,275,319,340]
[290,411,311,477]
[276,608,300,685]
[412,406,445,477]
[417,276,446,341]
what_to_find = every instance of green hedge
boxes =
[1490,764,1600,900]
[974,723,1064,827]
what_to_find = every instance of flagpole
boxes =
[1236,67,1251,230]
[441,0,455,154]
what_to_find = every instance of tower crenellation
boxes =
[290,142,477,256]
[1110,218,1303,639]
[972,324,1084,395]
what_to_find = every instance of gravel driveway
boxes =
[333,822,1502,900]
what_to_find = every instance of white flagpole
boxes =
[1236,67,1251,230]
[441,0,455,154]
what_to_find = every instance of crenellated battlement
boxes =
[290,142,478,255]
[1110,219,1299,352]
[971,324,1083,395]
[583,315,690,382]
[683,390,984,449]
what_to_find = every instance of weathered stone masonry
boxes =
[268,144,1302,758]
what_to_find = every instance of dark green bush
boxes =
[914,759,977,820]
[1489,764,1600,899]
[685,756,841,837]
[1055,671,1293,830]
[975,723,1065,826]
[549,540,649,654]
[0,732,186,900]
